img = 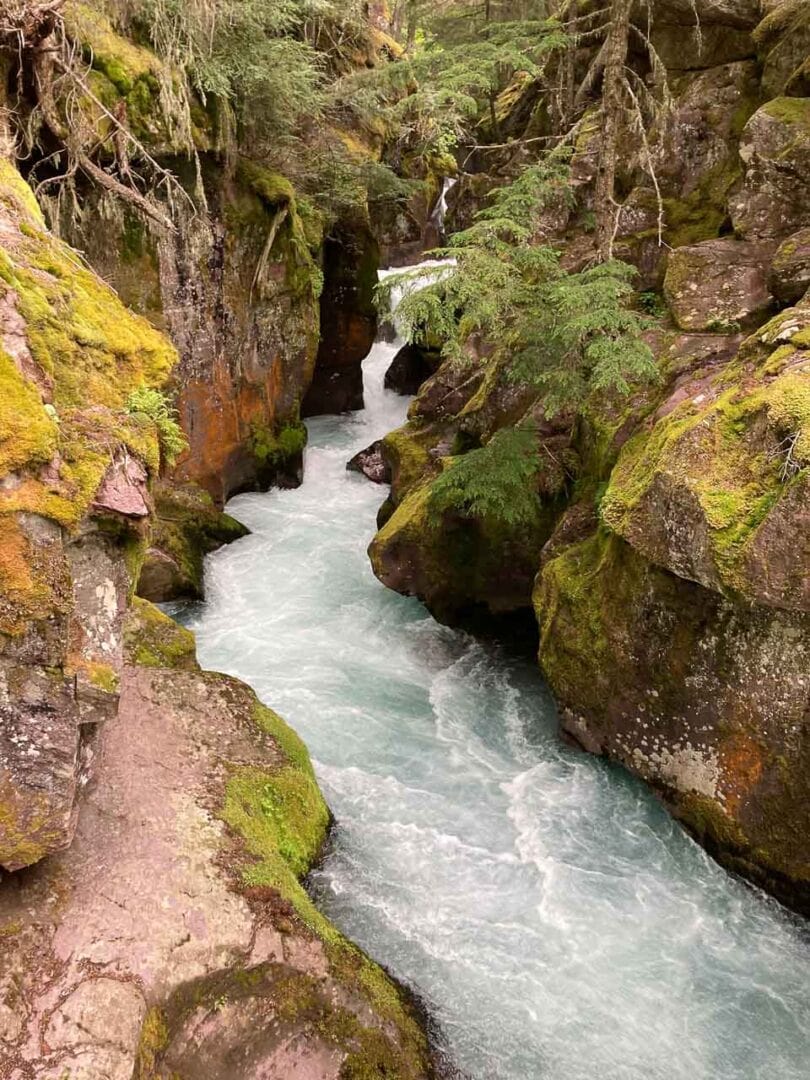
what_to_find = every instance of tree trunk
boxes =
[595,0,632,260]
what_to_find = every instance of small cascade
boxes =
[429,175,459,236]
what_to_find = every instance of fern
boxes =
[126,387,188,468]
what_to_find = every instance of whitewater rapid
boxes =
[183,272,810,1079]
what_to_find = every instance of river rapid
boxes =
[183,268,810,1080]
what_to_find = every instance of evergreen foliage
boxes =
[428,427,544,527]
[385,161,657,419]
[337,2,567,160]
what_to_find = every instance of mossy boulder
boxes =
[370,479,557,624]
[731,97,810,240]
[535,528,810,914]
[600,303,810,610]
[753,0,810,98]
[123,596,199,670]
[137,481,249,602]
[663,237,776,331]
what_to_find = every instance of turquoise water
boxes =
[184,279,810,1079]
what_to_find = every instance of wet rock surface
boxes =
[0,624,433,1079]
[385,343,443,396]
[347,441,391,484]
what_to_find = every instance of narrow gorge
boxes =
[0,0,809,1078]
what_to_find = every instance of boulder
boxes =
[137,481,248,603]
[600,302,810,612]
[347,440,391,484]
[385,343,443,396]
[753,0,810,98]
[731,98,810,241]
[650,23,754,70]
[663,238,775,331]
[769,227,810,304]
[636,0,760,28]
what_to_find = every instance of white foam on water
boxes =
[184,264,810,1080]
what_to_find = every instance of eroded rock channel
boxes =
[185,301,810,1080]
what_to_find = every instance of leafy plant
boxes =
[126,386,188,468]
[639,291,666,318]
[428,427,544,528]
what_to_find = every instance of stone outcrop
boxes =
[137,482,249,603]
[663,238,776,331]
[302,215,379,416]
[0,158,175,870]
[769,228,810,304]
[385,342,443,396]
[731,98,810,241]
[0,604,434,1078]
[347,441,391,484]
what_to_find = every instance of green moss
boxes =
[219,695,330,883]
[0,778,55,869]
[81,660,120,694]
[236,160,295,207]
[64,2,188,150]
[0,159,45,227]
[0,516,67,635]
[139,481,248,599]
[251,421,308,468]
[214,692,428,1050]
[381,426,434,503]
[761,95,810,131]
[600,308,810,597]
[136,1006,169,1080]
[661,157,741,249]
[0,347,58,475]
[124,596,199,670]
[535,529,614,694]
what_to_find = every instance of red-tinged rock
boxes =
[663,237,776,331]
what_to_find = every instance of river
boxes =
[181,268,810,1080]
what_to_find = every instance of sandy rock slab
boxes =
[0,660,431,1079]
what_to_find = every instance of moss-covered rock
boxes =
[535,528,810,913]
[63,1,194,154]
[731,96,810,240]
[600,302,810,610]
[137,481,248,602]
[0,155,177,871]
[124,596,199,670]
[753,0,810,98]
[0,662,434,1077]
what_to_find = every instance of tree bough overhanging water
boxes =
[184,276,810,1080]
